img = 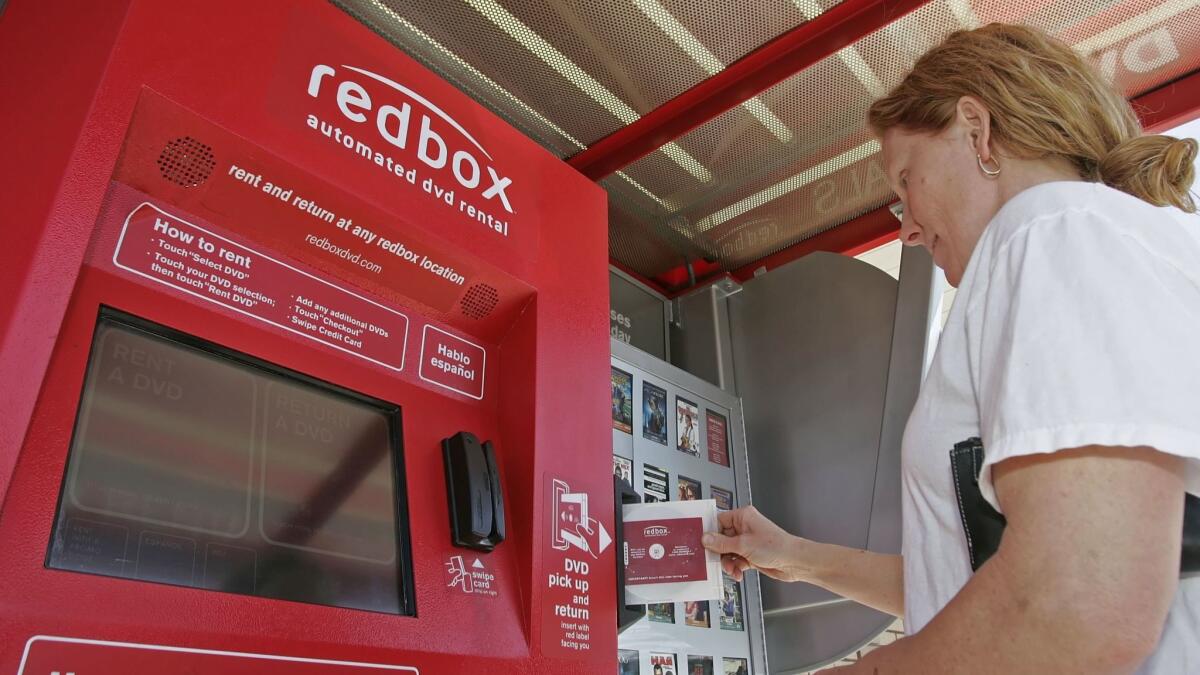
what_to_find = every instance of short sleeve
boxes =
[969,211,1200,511]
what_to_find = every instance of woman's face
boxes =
[880,102,1003,286]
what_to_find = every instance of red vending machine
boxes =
[0,1,614,672]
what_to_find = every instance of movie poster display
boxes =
[723,658,749,675]
[676,397,700,457]
[642,381,668,445]
[612,367,633,433]
[612,356,752,673]
[684,600,710,628]
[687,655,714,675]
[643,463,669,503]
[706,410,729,467]
[614,455,633,484]
[647,602,675,624]
[711,486,734,511]
[677,475,701,501]
[619,649,640,675]
[719,574,744,631]
[650,653,678,675]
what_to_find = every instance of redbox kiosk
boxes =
[0,1,615,672]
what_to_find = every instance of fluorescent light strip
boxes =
[632,0,792,143]
[947,0,981,29]
[366,0,583,149]
[742,99,793,142]
[789,0,887,99]
[616,170,670,207]
[465,0,635,122]
[633,0,723,72]
[659,144,713,182]
[1074,0,1200,55]
[463,0,711,182]
[365,0,668,207]
[836,46,886,98]
[790,0,825,20]
[696,139,881,232]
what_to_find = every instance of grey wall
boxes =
[723,249,933,673]
[653,247,937,672]
[869,244,935,556]
[668,284,735,391]
[730,252,896,598]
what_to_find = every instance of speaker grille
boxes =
[459,283,499,320]
[157,136,215,187]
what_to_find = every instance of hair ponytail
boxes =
[1098,136,1198,213]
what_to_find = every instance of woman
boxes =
[703,24,1199,673]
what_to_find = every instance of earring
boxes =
[977,154,1001,177]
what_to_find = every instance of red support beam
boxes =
[609,257,671,297]
[653,259,724,294]
[840,222,901,258]
[728,206,900,283]
[620,30,1200,294]
[658,67,1200,292]
[651,207,901,296]
[566,0,931,180]
[1134,69,1200,132]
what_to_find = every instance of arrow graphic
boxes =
[573,516,612,558]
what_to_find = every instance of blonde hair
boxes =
[868,24,1197,213]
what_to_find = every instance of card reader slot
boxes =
[442,432,506,552]
[615,475,645,633]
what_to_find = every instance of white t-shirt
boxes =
[900,181,1200,672]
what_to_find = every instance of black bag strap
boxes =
[950,437,1199,575]
[949,438,1006,571]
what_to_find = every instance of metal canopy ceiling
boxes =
[334,0,1200,289]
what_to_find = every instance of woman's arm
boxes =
[833,445,1184,674]
[801,541,905,618]
[703,507,905,617]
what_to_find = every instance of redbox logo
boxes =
[644,526,669,537]
[307,64,515,214]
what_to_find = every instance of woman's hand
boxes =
[705,506,906,616]
[701,506,811,582]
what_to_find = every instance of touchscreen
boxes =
[47,312,410,614]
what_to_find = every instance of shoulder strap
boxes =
[949,437,1006,571]
[951,437,1200,575]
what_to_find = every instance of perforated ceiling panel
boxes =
[335,0,824,158]
[334,0,1200,280]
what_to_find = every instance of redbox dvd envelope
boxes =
[622,499,722,604]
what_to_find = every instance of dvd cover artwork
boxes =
[612,367,633,433]
[687,655,714,675]
[643,463,669,503]
[684,599,710,628]
[706,410,730,467]
[722,657,749,675]
[676,397,700,457]
[642,381,668,445]
[719,574,744,631]
[650,652,678,675]
[619,649,640,675]
[677,475,701,501]
[647,602,675,623]
[711,486,734,511]
[614,455,633,484]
